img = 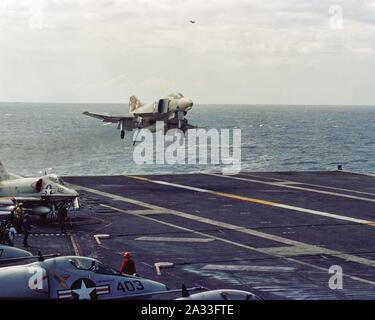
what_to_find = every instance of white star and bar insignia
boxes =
[57,278,110,300]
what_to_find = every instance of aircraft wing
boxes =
[83,112,134,124]
[135,112,171,121]
[0,196,42,211]
[109,286,204,300]
[184,123,198,130]
[4,196,42,202]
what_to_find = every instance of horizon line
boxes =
[0,101,375,107]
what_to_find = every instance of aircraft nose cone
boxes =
[66,187,79,197]
[179,98,194,110]
[149,280,169,293]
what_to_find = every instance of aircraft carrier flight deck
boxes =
[14,170,375,300]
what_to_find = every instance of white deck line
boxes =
[101,203,375,287]
[207,173,375,202]
[201,264,296,272]
[238,172,375,197]
[135,236,214,243]
[126,177,375,227]
[72,183,375,286]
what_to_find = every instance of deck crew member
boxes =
[7,209,15,225]
[22,214,31,248]
[7,224,17,247]
[15,203,24,233]
[119,252,137,275]
[0,221,6,244]
[58,204,68,234]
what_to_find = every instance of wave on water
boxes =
[0,103,374,176]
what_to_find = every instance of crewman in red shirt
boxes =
[119,252,137,275]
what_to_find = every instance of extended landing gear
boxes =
[177,109,185,130]
[118,119,126,139]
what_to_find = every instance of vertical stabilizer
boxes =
[129,96,144,113]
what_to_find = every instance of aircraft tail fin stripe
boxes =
[129,96,144,113]
[0,162,9,181]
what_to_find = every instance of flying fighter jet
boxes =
[0,255,201,300]
[0,162,79,218]
[83,93,195,140]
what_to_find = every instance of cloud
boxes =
[0,0,375,104]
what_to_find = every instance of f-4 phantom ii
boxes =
[0,162,79,217]
[83,93,195,140]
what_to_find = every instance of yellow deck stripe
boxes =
[128,176,375,227]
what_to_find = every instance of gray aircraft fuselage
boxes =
[0,162,79,216]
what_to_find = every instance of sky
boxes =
[0,0,375,105]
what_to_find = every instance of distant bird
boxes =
[190,20,196,24]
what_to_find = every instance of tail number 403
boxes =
[117,280,145,292]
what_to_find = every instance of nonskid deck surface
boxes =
[20,171,375,300]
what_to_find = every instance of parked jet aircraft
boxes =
[0,245,33,265]
[0,255,202,300]
[0,162,79,217]
[0,251,259,300]
[0,245,60,267]
[83,93,195,140]
[177,285,261,300]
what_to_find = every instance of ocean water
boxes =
[0,103,374,176]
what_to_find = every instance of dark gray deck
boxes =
[22,171,375,300]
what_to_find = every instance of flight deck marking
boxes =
[135,236,214,243]
[127,209,168,215]
[201,264,296,272]
[70,235,82,256]
[71,184,375,282]
[74,183,375,267]
[239,172,375,197]
[128,176,375,228]
[206,173,375,202]
[100,203,375,287]
[20,233,67,237]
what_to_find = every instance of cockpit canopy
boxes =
[168,93,184,99]
[48,174,65,185]
[68,257,120,276]
[69,257,95,271]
